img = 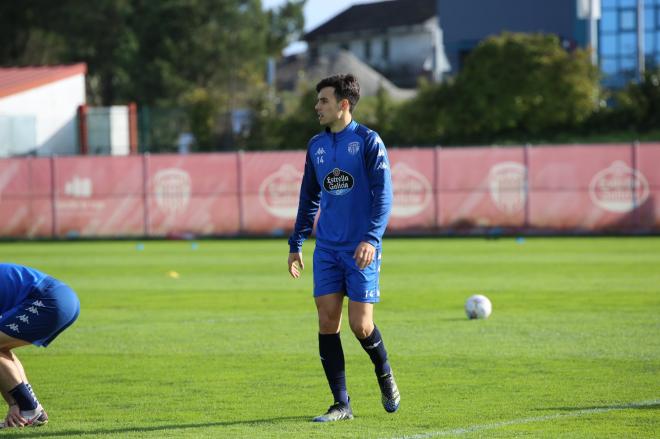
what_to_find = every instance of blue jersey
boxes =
[0,263,49,314]
[289,120,393,252]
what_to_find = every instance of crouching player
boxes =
[0,263,80,428]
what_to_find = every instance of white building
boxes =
[304,0,449,88]
[0,64,86,157]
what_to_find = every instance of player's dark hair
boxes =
[316,74,360,112]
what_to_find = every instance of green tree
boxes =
[447,33,599,144]
[266,0,306,56]
[272,87,321,150]
[615,68,660,131]
[353,86,400,141]
[386,80,452,145]
[0,0,306,150]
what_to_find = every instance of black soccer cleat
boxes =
[378,372,401,413]
[312,400,354,422]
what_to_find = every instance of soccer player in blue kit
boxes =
[0,263,79,428]
[287,74,400,422]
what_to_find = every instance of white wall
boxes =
[390,30,433,65]
[0,74,85,157]
[314,19,448,80]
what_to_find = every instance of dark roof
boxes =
[304,0,437,41]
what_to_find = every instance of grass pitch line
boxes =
[387,399,660,439]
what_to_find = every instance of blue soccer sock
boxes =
[26,382,40,406]
[358,325,392,376]
[318,333,349,405]
[9,383,38,411]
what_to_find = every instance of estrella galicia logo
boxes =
[324,168,354,195]
[347,141,360,155]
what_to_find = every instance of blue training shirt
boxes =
[0,263,49,314]
[288,120,393,253]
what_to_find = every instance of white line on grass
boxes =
[386,399,660,439]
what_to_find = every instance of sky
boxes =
[262,0,382,55]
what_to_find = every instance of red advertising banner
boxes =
[0,158,52,237]
[529,145,641,230]
[53,156,144,237]
[240,151,306,235]
[388,148,436,231]
[0,143,657,238]
[437,147,526,229]
[637,143,660,230]
[145,154,240,236]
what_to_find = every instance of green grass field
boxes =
[1,237,659,438]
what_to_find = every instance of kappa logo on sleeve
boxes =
[323,168,354,196]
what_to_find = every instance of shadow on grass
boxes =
[0,415,311,438]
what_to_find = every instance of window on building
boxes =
[620,32,636,55]
[602,58,618,75]
[602,9,617,31]
[365,40,371,60]
[619,9,636,31]
[382,38,389,62]
[646,32,655,55]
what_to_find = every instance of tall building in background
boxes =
[300,0,657,90]
[438,0,590,74]
[600,0,660,87]
[438,0,659,87]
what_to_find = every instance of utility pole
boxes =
[637,0,645,81]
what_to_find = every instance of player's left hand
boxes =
[353,242,375,270]
[5,404,26,427]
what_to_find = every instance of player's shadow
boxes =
[0,415,311,438]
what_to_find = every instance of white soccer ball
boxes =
[465,294,492,319]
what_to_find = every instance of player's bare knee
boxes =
[318,313,341,333]
[349,321,371,339]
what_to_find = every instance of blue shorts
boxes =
[0,277,80,347]
[313,246,382,303]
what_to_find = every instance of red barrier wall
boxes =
[240,150,306,235]
[0,143,658,238]
[145,154,240,236]
[437,147,526,230]
[54,156,144,237]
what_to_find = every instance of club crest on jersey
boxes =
[324,168,354,195]
[347,141,360,155]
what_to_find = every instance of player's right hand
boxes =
[288,252,304,278]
